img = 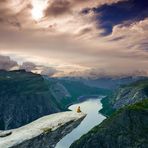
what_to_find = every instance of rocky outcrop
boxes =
[70,99,148,148]
[112,79,148,109]
[113,87,147,109]
[100,79,148,116]
[0,111,86,148]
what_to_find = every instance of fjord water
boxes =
[56,98,106,148]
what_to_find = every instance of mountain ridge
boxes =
[100,79,148,116]
[70,79,148,148]
[70,99,148,148]
[0,70,62,130]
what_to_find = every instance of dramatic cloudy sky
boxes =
[0,0,148,77]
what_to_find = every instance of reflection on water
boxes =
[56,98,106,148]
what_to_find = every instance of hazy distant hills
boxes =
[57,79,111,101]
[58,76,147,90]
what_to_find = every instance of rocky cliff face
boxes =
[12,118,84,148]
[113,87,147,109]
[0,70,63,130]
[0,111,86,148]
[70,99,148,148]
[100,79,148,116]
[44,77,74,110]
[112,79,148,109]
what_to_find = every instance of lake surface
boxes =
[55,98,106,148]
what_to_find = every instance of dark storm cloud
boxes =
[0,55,58,76]
[44,0,71,17]
[44,0,91,17]
[20,62,36,71]
[78,27,92,36]
[0,0,32,29]
[138,42,148,51]
[0,55,18,70]
[41,67,58,76]
[93,0,148,35]
[20,62,57,76]
[81,8,91,15]
[44,0,115,18]
[109,36,125,41]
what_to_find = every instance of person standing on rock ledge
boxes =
[77,106,81,113]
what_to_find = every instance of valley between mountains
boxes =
[0,70,147,148]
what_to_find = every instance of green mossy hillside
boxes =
[70,99,148,148]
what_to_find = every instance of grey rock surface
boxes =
[12,117,84,148]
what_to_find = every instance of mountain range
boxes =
[0,70,147,148]
[0,70,110,130]
[70,78,148,148]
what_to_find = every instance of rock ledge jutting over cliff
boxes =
[0,111,86,148]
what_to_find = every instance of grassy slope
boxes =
[70,99,148,148]
[99,99,148,129]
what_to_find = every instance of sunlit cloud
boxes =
[31,0,46,20]
[0,0,148,77]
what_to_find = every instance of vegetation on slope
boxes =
[0,70,49,95]
[99,95,116,116]
[0,70,62,130]
[59,80,111,100]
[100,78,148,116]
[123,79,148,96]
[70,99,148,148]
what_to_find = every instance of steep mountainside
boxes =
[0,70,63,130]
[112,79,148,109]
[44,77,76,109]
[61,76,146,90]
[58,79,111,100]
[70,99,148,148]
[100,79,148,116]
